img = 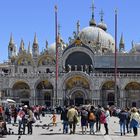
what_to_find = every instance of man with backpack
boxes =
[80,107,88,134]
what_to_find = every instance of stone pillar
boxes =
[74,65,77,71]
[81,65,83,71]
[31,89,36,106]
[68,65,71,72]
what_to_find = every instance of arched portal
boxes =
[36,80,53,106]
[124,82,140,107]
[101,81,119,106]
[64,76,91,106]
[12,81,30,105]
[71,90,84,106]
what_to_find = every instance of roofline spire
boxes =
[120,33,124,44]
[20,38,24,51]
[34,33,38,44]
[28,41,32,54]
[77,20,80,34]
[9,33,14,44]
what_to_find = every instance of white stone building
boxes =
[1,2,140,108]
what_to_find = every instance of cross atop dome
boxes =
[89,0,96,26]
[99,9,104,22]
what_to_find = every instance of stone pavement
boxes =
[3,114,140,140]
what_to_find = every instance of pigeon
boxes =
[17,136,21,140]
[12,131,14,134]
[43,124,47,127]
[49,129,53,131]
[42,126,45,129]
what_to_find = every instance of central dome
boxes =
[79,26,115,52]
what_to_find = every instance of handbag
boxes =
[31,117,36,123]
[17,115,22,121]
[73,115,78,124]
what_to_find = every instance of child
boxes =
[51,113,56,126]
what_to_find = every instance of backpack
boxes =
[81,110,88,120]
[89,112,96,121]
[100,111,106,124]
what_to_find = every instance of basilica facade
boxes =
[1,2,140,108]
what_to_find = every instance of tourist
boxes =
[51,112,57,126]
[130,107,140,136]
[17,107,25,135]
[61,106,68,133]
[27,107,34,135]
[95,105,102,132]
[118,109,127,136]
[80,107,88,134]
[88,106,96,134]
[67,105,78,134]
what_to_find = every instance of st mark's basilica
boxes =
[0,2,140,108]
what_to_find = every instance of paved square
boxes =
[2,115,140,140]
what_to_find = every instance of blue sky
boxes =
[0,0,140,62]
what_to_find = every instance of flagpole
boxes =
[55,5,58,106]
[114,9,118,106]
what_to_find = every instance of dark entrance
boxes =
[75,97,83,106]
[21,101,29,106]
[132,102,136,107]
[107,93,115,106]
[71,91,84,106]
[44,92,51,107]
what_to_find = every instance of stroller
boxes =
[0,116,7,137]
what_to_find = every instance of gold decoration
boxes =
[75,39,81,46]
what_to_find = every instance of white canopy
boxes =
[6,99,15,103]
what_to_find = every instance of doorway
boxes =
[107,93,115,106]
[44,92,51,107]
[132,102,136,107]
[21,100,29,106]
[75,97,83,106]
[71,91,85,106]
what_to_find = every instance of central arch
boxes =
[64,75,91,106]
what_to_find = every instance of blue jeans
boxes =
[120,121,126,134]
[63,121,68,133]
[89,122,95,134]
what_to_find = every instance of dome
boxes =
[48,40,67,54]
[79,26,115,52]
[134,43,140,52]
[97,22,107,31]
[130,43,140,53]
[49,43,56,54]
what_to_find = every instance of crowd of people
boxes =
[60,105,140,136]
[0,103,140,137]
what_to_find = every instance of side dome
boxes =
[79,26,115,52]
[49,43,56,54]
[133,43,140,52]
[130,43,140,54]
[97,22,107,31]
